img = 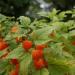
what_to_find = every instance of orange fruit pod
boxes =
[11,25,19,33]
[22,40,32,51]
[32,49,43,60]
[0,40,8,51]
[10,59,19,65]
[35,44,46,50]
[34,59,45,70]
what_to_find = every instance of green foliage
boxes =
[20,53,32,75]
[0,9,75,75]
[32,68,49,75]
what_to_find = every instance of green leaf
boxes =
[31,26,53,44]
[38,8,58,20]
[0,50,6,58]
[58,11,66,20]
[69,30,75,36]
[32,68,49,75]
[20,53,32,75]
[0,14,6,23]
[0,60,9,72]
[19,16,31,28]
[40,68,49,75]
[37,12,49,18]
[6,45,24,59]
[48,64,67,75]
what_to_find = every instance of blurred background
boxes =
[0,0,75,18]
